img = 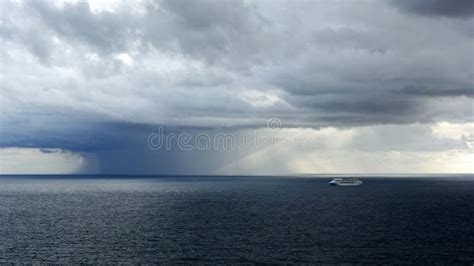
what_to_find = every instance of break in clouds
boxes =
[0,0,473,174]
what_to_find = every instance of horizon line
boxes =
[0,173,473,177]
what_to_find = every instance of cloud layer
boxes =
[0,0,473,174]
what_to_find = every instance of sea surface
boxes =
[0,175,473,264]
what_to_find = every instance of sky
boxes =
[0,0,473,174]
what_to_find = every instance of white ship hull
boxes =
[329,178,363,186]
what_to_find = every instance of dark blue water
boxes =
[0,176,473,264]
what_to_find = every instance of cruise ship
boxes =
[329,177,363,186]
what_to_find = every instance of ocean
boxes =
[0,175,473,264]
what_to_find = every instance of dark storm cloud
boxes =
[399,86,474,97]
[0,117,261,174]
[391,0,474,18]
[2,0,472,128]
[282,90,428,126]
[0,118,133,152]
[1,0,473,173]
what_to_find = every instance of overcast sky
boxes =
[0,0,473,174]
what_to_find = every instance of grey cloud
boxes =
[391,0,474,18]
[0,2,52,63]
[14,0,267,73]
[143,0,267,68]
[283,91,428,126]
[311,27,389,54]
[1,0,473,174]
[28,1,134,54]
[399,86,474,97]
[347,124,471,152]
[160,0,256,31]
